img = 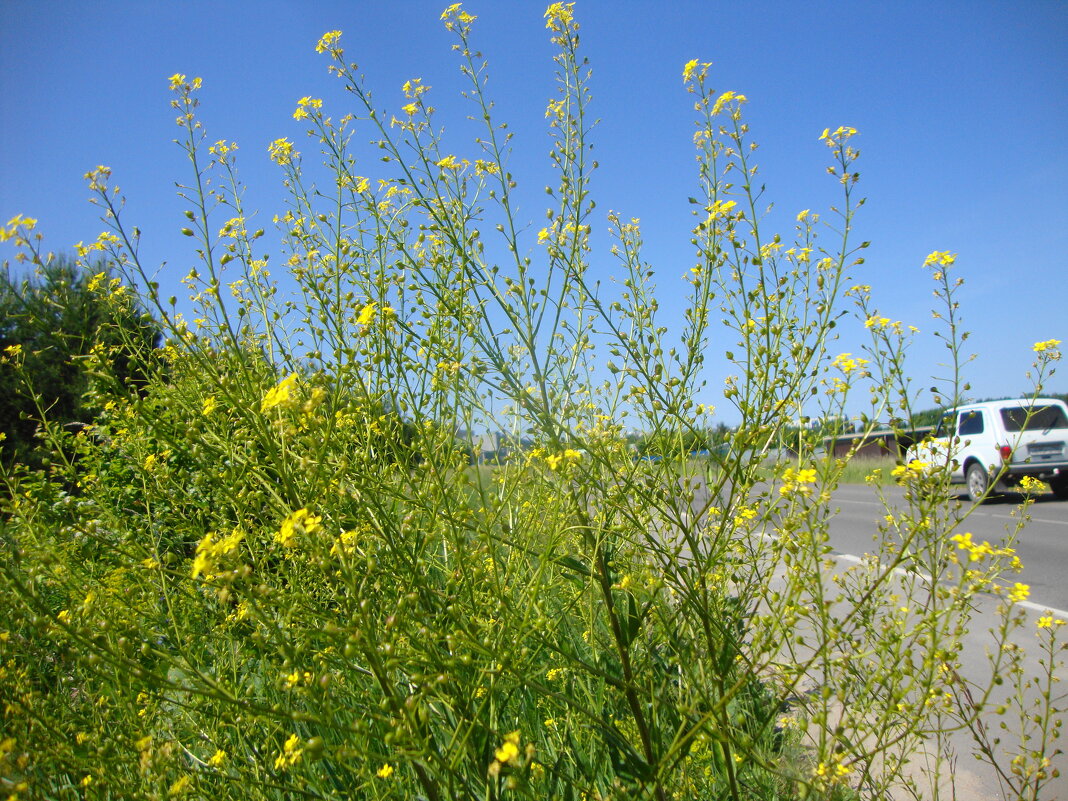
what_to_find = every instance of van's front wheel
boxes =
[966,463,990,503]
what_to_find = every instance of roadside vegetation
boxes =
[1,5,1064,800]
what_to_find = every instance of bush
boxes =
[1,6,1063,800]
[0,256,162,468]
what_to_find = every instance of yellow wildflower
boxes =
[191,527,245,580]
[440,2,477,28]
[1019,475,1048,494]
[711,90,747,116]
[494,730,521,764]
[268,138,295,165]
[544,2,575,30]
[830,352,869,374]
[261,373,298,412]
[356,301,394,327]
[924,250,956,267]
[276,508,323,548]
[377,763,395,778]
[274,733,304,771]
[315,30,343,54]
[436,154,467,171]
[1032,339,1061,356]
[819,125,858,144]
[1008,583,1030,603]
[168,775,193,796]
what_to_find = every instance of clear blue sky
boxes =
[2,1,1066,421]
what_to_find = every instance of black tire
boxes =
[966,462,990,503]
[1052,476,1068,501]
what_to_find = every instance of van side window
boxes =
[958,410,984,436]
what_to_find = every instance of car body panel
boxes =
[909,398,1068,492]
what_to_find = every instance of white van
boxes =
[909,398,1068,502]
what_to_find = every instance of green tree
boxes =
[0,255,161,467]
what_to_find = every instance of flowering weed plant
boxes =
[1,5,1064,801]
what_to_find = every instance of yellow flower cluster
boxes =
[219,216,246,239]
[813,759,852,781]
[530,448,582,471]
[819,125,858,145]
[440,3,477,30]
[315,30,342,55]
[356,300,396,328]
[208,139,237,159]
[681,58,710,83]
[0,213,37,244]
[544,2,575,31]
[293,96,323,121]
[495,732,520,764]
[891,460,927,481]
[711,90,747,116]
[275,508,323,548]
[830,352,869,375]
[436,154,468,171]
[268,137,296,165]
[1018,475,1048,494]
[169,775,193,796]
[167,73,202,92]
[705,199,738,222]
[948,531,1019,565]
[191,527,245,580]
[402,78,430,100]
[924,250,956,267]
[1007,582,1030,603]
[274,733,303,771]
[780,467,817,496]
[261,373,299,412]
[1032,339,1061,359]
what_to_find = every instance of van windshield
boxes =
[1000,405,1068,432]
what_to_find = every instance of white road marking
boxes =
[979,511,1068,527]
[833,495,1068,526]
[830,551,1068,620]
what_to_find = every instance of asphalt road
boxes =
[824,484,1068,799]
[827,484,1068,614]
[684,476,1067,797]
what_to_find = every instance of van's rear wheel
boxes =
[966,463,990,503]
[1052,475,1068,501]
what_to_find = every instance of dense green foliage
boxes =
[0,256,161,468]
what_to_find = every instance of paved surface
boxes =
[684,478,1068,799]
[824,485,1068,800]
[827,484,1068,616]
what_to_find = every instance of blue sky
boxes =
[2,1,1066,422]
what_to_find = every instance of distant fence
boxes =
[820,427,935,460]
